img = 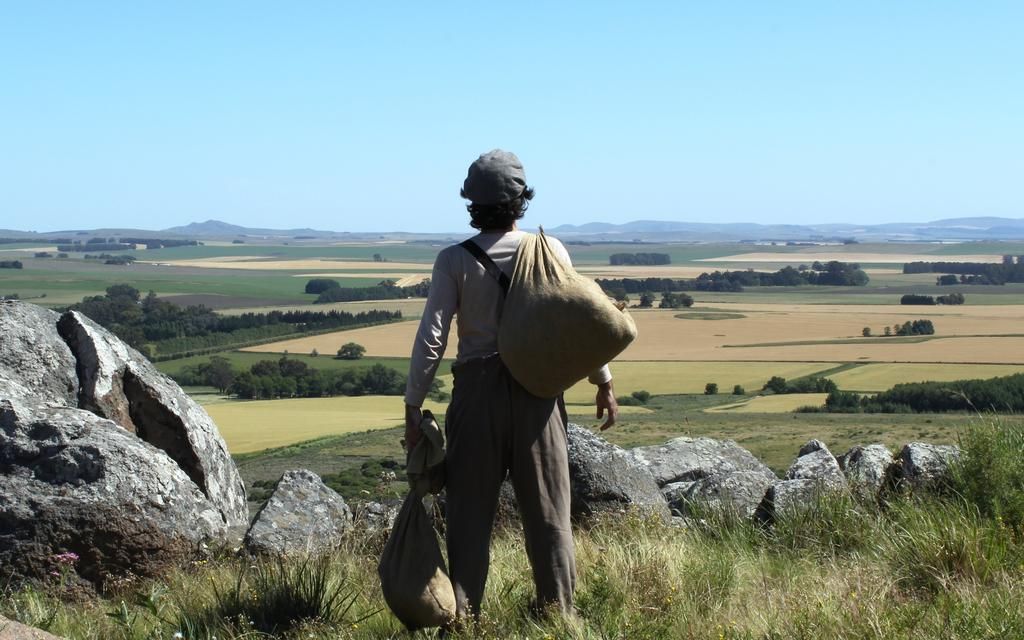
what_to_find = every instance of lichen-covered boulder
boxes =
[567,424,669,521]
[895,443,960,491]
[0,400,225,588]
[57,310,247,527]
[244,469,353,555]
[785,440,846,488]
[682,470,778,520]
[629,437,774,486]
[838,444,895,497]
[0,301,78,407]
[0,614,65,640]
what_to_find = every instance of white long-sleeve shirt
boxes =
[404,229,612,407]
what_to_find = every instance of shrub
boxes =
[631,390,651,404]
[704,383,718,395]
[862,327,872,337]
[732,385,745,395]
[950,420,1024,533]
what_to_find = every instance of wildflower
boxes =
[52,551,79,565]
[172,633,184,639]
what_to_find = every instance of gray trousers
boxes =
[444,355,576,617]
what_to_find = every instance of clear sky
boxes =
[2,2,1022,233]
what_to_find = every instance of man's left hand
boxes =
[596,381,618,431]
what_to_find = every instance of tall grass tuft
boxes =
[950,418,1024,533]
[172,555,367,638]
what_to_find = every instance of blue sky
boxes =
[2,2,1022,233]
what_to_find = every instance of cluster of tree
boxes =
[863,319,936,337]
[616,390,651,406]
[118,238,199,249]
[900,293,965,305]
[609,253,671,266]
[903,260,1024,285]
[69,285,402,359]
[597,261,868,296]
[174,355,446,401]
[812,373,1024,414]
[0,261,23,269]
[83,253,137,264]
[313,279,431,303]
[57,242,135,252]
[762,375,838,394]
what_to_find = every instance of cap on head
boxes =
[462,149,527,205]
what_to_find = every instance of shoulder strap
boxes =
[460,239,510,297]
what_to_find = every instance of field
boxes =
[12,237,1024,465]
[206,395,449,453]
[704,393,829,413]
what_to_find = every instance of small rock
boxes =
[244,469,353,555]
[785,440,846,489]
[0,613,65,639]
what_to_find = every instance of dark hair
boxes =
[460,187,535,230]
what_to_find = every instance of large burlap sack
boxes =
[378,492,456,630]
[498,230,638,397]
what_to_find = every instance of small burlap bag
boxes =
[378,413,455,630]
[498,229,637,397]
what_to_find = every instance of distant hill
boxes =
[5,216,1024,243]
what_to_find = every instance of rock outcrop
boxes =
[567,424,669,521]
[0,400,225,588]
[0,301,248,587]
[0,301,78,407]
[244,469,353,555]
[57,311,247,527]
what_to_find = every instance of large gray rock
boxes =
[244,469,353,555]
[629,437,774,486]
[0,301,78,407]
[0,400,225,588]
[755,479,823,522]
[895,443,960,490]
[756,441,849,524]
[57,311,247,527]
[0,614,65,640]
[838,444,895,497]
[567,424,670,521]
[785,440,846,488]
[681,471,778,520]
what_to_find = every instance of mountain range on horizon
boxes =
[2,216,1024,243]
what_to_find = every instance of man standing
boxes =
[404,149,618,620]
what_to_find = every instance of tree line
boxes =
[809,373,1024,414]
[173,355,447,401]
[609,253,671,266]
[68,285,402,360]
[0,261,23,269]
[900,293,965,305]
[597,261,869,295]
[310,279,432,303]
[903,259,1024,285]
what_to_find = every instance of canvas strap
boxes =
[459,239,510,297]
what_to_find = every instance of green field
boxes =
[562,361,841,403]
[828,362,1024,392]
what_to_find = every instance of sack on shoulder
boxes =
[377,492,456,630]
[498,229,637,397]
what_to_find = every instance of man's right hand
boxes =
[404,404,423,451]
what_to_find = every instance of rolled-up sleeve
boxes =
[404,251,458,407]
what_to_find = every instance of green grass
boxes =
[7,461,1024,639]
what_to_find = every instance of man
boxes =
[404,149,618,619]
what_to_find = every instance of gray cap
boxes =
[462,149,527,205]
